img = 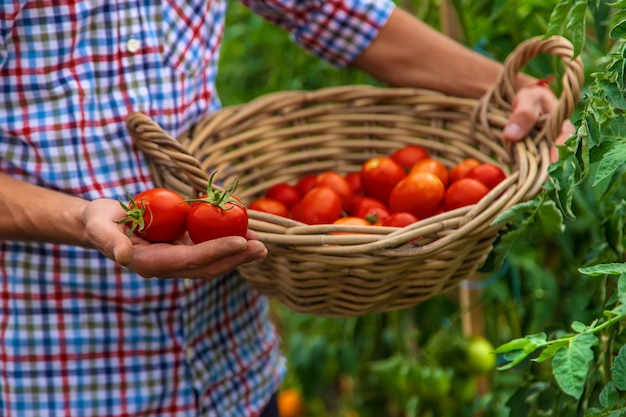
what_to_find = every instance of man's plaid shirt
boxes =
[0,0,393,415]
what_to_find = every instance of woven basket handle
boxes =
[479,35,584,145]
[125,112,211,197]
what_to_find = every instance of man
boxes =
[0,1,572,416]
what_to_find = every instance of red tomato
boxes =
[332,216,371,234]
[389,172,445,219]
[361,156,406,205]
[348,195,387,216]
[390,145,430,171]
[290,186,343,225]
[265,183,301,209]
[248,197,289,217]
[381,212,419,227]
[352,204,391,224]
[315,171,354,211]
[443,178,490,211]
[344,171,363,195]
[465,163,507,190]
[409,158,449,188]
[186,175,249,243]
[118,188,189,243]
[296,174,318,196]
[449,158,481,184]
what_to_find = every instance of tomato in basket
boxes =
[314,171,354,211]
[465,163,506,190]
[381,212,419,227]
[361,156,406,205]
[344,171,363,195]
[409,158,450,188]
[348,195,387,216]
[390,145,430,172]
[295,174,318,197]
[290,186,343,225]
[443,178,490,211]
[248,197,289,217]
[265,182,301,209]
[352,203,391,225]
[389,172,445,219]
[449,158,481,184]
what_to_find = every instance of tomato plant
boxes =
[463,336,496,375]
[186,173,248,243]
[388,172,444,219]
[443,178,490,211]
[248,197,289,217]
[390,145,430,171]
[265,182,301,209]
[290,186,343,225]
[117,188,189,243]
[465,163,506,189]
[361,156,406,205]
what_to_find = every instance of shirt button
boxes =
[126,38,140,53]
[186,347,195,361]
[184,279,194,289]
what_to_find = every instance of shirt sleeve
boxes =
[238,0,396,66]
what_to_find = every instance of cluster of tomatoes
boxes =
[117,172,249,244]
[248,145,507,228]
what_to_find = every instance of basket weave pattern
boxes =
[126,36,583,317]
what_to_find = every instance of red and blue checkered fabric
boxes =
[0,1,394,415]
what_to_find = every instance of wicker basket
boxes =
[126,36,584,318]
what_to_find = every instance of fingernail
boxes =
[504,123,522,140]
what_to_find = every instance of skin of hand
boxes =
[504,84,576,162]
[0,173,267,280]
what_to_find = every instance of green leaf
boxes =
[552,332,599,398]
[535,339,569,363]
[571,321,588,333]
[599,382,619,409]
[496,333,547,370]
[593,142,626,186]
[546,1,571,37]
[611,19,626,39]
[580,263,626,276]
[566,0,587,56]
[611,345,626,390]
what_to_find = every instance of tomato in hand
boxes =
[265,182,301,209]
[315,171,354,211]
[409,158,449,188]
[381,212,419,227]
[390,145,430,172]
[186,173,249,243]
[361,156,406,205]
[118,188,189,243]
[290,186,343,225]
[248,197,289,217]
[448,158,481,184]
[443,178,490,211]
[295,174,318,197]
[389,172,444,219]
[465,163,506,190]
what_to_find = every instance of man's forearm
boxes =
[352,8,535,97]
[0,172,90,246]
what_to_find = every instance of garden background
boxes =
[216,1,626,416]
